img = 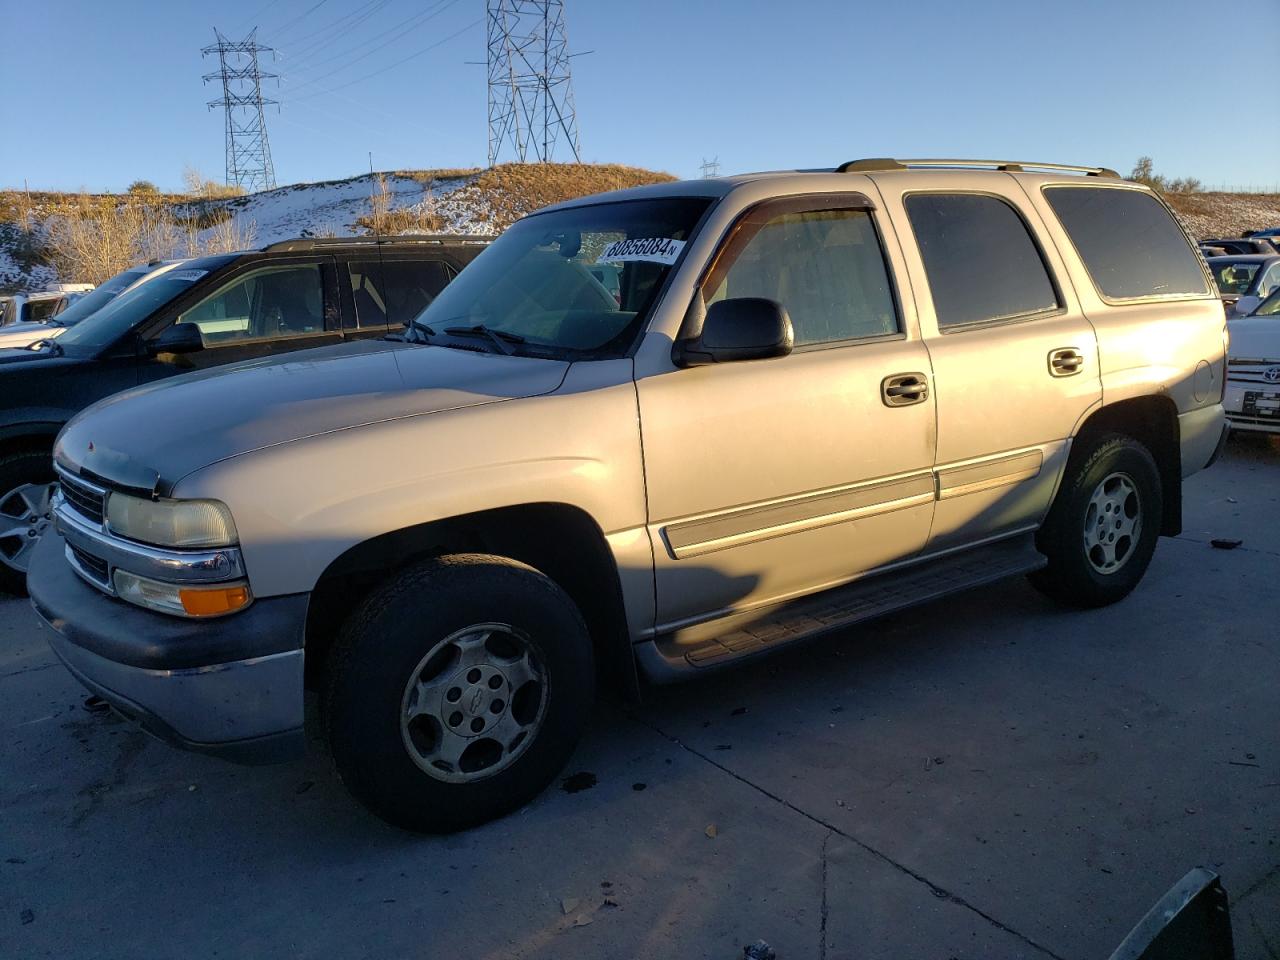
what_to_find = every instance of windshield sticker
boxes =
[167,270,208,282]
[597,237,685,265]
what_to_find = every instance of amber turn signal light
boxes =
[179,584,252,617]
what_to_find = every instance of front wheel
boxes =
[324,554,595,833]
[1030,435,1163,608]
[0,450,56,596]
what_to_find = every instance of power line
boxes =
[279,0,460,89]
[486,0,582,166]
[286,16,482,102]
[202,28,279,192]
[261,0,331,39]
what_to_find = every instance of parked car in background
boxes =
[1199,244,1229,259]
[1223,287,1280,434]
[0,235,486,592]
[1201,237,1280,255]
[1206,254,1280,316]
[28,159,1228,832]
[0,261,186,351]
[0,288,92,326]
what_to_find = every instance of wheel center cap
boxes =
[443,664,510,738]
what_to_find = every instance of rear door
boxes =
[875,175,1102,551]
[139,256,343,378]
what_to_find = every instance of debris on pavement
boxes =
[571,915,593,928]
[632,782,646,791]
[730,707,748,717]
[560,771,597,794]
[1210,538,1243,550]
[743,939,776,960]
[20,909,34,925]
[705,823,718,839]
[561,898,580,915]
[81,695,109,714]
[602,897,619,908]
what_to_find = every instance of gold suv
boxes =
[32,159,1229,832]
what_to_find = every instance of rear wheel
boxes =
[324,554,594,833]
[0,451,56,596]
[1030,435,1163,608]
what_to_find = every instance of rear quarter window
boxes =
[1044,187,1209,300]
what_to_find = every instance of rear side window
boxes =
[905,194,1059,329]
[381,260,451,326]
[1044,187,1209,300]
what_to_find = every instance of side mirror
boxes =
[675,297,794,367]
[149,322,205,356]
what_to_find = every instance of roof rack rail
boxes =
[261,234,492,253]
[836,158,1122,178]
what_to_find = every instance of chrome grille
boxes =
[1227,359,1280,385]
[67,542,110,588]
[54,466,107,525]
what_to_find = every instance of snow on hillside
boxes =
[196,172,491,249]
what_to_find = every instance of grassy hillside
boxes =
[0,163,676,291]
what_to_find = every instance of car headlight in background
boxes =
[105,493,238,548]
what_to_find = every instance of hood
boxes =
[0,321,67,350]
[1227,315,1280,361]
[55,338,570,494]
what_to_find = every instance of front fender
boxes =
[173,368,651,628]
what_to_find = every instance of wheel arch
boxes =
[304,501,640,699]
[1072,395,1181,536]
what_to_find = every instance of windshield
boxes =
[53,268,215,354]
[413,197,712,358]
[46,268,147,327]
[1209,260,1262,295]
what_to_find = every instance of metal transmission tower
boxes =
[486,1,582,166]
[202,29,279,192]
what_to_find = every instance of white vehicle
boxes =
[1224,287,1280,434]
[0,262,183,351]
[0,289,87,327]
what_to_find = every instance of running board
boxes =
[638,535,1047,682]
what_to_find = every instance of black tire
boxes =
[1030,434,1163,609]
[324,553,594,833]
[0,450,56,596]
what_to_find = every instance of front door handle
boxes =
[882,372,930,407]
[1049,348,1085,377]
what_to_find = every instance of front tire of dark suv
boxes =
[1030,435,1163,609]
[324,554,595,833]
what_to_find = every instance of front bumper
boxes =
[28,530,308,764]
[1224,382,1280,435]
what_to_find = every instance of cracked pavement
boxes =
[2,437,1278,959]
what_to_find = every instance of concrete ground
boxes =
[2,438,1277,960]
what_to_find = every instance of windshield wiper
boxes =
[26,338,63,356]
[443,324,525,356]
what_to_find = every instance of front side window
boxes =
[178,263,324,344]
[703,203,898,345]
[413,197,711,359]
[1253,288,1280,317]
[1044,186,1210,300]
[906,193,1060,329]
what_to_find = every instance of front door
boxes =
[874,176,1103,551]
[637,194,937,637]
[140,258,343,380]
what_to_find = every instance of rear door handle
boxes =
[882,372,929,407]
[1049,348,1085,377]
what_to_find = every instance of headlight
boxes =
[105,493,238,548]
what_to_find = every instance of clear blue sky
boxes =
[2,0,1276,193]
